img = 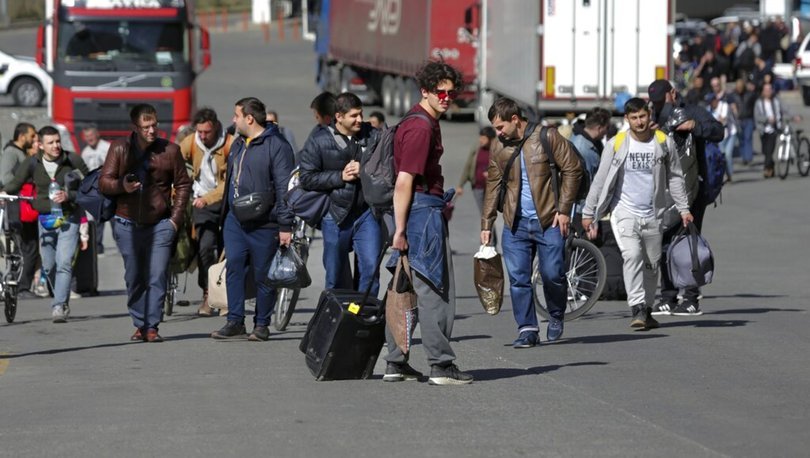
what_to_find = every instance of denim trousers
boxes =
[610,206,662,308]
[222,212,278,327]
[320,208,381,296]
[737,118,755,163]
[39,219,79,309]
[114,217,176,330]
[501,216,566,333]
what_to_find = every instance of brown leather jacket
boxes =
[482,125,582,231]
[99,134,192,227]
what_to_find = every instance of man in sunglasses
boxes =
[382,61,473,386]
[4,125,90,323]
[481,97,583,348]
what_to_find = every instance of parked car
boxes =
[0,49,51,107]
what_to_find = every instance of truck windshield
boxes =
[58,20,188,69]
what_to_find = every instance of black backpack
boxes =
[359,112,432,213]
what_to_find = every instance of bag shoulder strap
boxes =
[539,126,561,212]
[502,122,537,180]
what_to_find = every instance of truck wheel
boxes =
[392,77,406,117]
[382,75,395,114]
[401,78,420,113]
[11,77,44,107]
[803,86,810,106]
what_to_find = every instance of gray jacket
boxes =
[0,143,28,189]
[582,130,690,222]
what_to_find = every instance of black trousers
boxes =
[761,132,777,169]
[192,205,222,291]
[659,185,709,304]
[19,221,40,292]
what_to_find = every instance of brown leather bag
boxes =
[385,255,418,354]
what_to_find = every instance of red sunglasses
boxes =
[434,89,459,101]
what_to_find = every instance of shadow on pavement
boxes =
[469,361,608,381]
[3,341,137,358]
[660,319,749,328]
[704,293,788,299]
[451,334,491,342]
[560,333,668,344]
[709,307,803,314]
[9,312,130,325]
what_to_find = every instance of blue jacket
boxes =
[224,124,295,231]
[386,192,452,293]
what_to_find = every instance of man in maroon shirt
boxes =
[456,126,497,213]
[382,61,473,386]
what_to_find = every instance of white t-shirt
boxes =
[81,139,111,171]
[613,135,656,218]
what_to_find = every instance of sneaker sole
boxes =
[512,343,536,348]
[52,317,67,323]
[650,310,671,316]
[428,377,473,386]
[630,319,646,328]
[671,311,703,316]
[383,373,420,382]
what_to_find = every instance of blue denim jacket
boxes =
[386,191,453,293]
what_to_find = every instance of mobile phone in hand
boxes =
[125,173,139,183]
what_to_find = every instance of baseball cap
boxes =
[648,79,673,103]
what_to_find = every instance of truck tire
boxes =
[803,86,810,106]
[401,78,420,113]
[392,77,406,117]
[11,77,44,107]
[382,75,395,115]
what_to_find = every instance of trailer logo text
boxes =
[367,0,401,35]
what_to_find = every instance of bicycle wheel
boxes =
[798,138,810,177]
[274,287,301,331]
[4,286,17,323]
[776,139,790,179]
[5,233,23,284]
[534,238,607,322]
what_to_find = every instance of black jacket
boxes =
[4,151,89,217]
[299,122,380,225]
[223,124,295,231]
[656,98,725,180]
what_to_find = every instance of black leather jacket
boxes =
[298,122,379,225]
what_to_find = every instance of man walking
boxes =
[382,61,473,386]
[100,104,192,342]
[211,97,294,342]
[4,126,90,322]
[0,122,40,299]
[299,92,381,295]
[647,79,723,316]
[481,97,583,348]
[180,107,233,316]
[456,126,497,213]
[582,98,693,329]
[80,124,112,253]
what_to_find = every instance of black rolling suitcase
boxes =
[300,289,386,381]
[74,221,99,296]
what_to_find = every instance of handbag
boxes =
[231,191,274,223]
[666,222,715,289]
[385,255,418,354]
[207,253,228,310]
[266,244,311,288]
[285,185,330,228]
[18,183,39,223]
[473,245,504,315]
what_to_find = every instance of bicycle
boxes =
[532,227,607,322]
[775,119,810,179]
[273,217,311,331]
[0,194,32,323]
[163,271,178,318]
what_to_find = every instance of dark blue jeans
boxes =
[501,217,566,333]
[320,208,381,296]
[737,118,755,163]
[222,212,278,326]
[114,217,175,331]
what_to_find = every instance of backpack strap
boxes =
[539,126,561,212]
[613,130,667,154]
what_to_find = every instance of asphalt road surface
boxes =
[1,28,810,458]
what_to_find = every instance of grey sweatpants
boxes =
[384,235,457,367]
[610,205,663,308]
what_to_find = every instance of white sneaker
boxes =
[70,291,81,300]
[35,283,49,298]
[52,306,66,323]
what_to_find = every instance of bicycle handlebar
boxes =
[0,193,34,202]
